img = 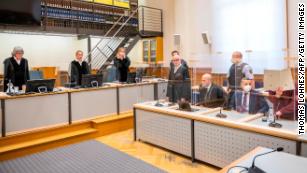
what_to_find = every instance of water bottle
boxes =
[268,107,274,123]
[6,80,14,94]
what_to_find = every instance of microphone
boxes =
[248,147,284,173]
[216,97,228,118]
[268,103,282,128]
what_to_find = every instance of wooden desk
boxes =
[220,147,307,173]
[4,92,69,135]
[219,147,262,173]
[0,81,168,137]
[69,86,118,122]
[134,102,304,168]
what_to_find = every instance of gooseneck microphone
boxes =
[248,147,284,173]
[226,147,284,173]
[216,98,228,118]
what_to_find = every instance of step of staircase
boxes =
[0,128,97,154]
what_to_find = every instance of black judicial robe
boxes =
[114,57,131,82]
[166,65,191,102]
[70,60,90,85]
[3,57,30,91]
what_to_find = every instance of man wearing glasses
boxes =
[166,53,190,102]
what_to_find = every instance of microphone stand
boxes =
[227,147,284,173]
[248,147,283,173]
[216,97,228,118]
[268,116,282,128]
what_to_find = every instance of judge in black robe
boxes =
[3,47,30,91]
[69,50,90,86]
[114,47,131,82]
[166,55,191,102]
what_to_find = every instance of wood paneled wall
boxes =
[142,67,303,89]
[43,67,305,88]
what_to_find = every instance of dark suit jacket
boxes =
[229,90,269,114]
[70,60,90,85]
[166,65,191,102]
[114,57,131,82]
[170,59,190,78]
[199,83,226,107]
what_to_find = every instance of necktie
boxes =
[204,88,209,101]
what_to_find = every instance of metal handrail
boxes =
[86,5,163,70]
[84,6,140,63]
[90,38,123,69]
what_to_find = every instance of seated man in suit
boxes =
[229,78,269,114]
[166,54,191,102]
[198,73,226,107]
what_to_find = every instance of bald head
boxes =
[231,51,243,64]
[201,73,212,87]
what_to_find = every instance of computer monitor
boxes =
[136,68,145,82]
[26,79,55,93]
[81,74,103,88]
[127,72,136,83]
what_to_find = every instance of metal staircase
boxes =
[84,6,163,72]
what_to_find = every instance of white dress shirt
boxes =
[14,57,21,65]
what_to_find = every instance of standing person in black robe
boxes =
[166,54,191,102]
[3,46,30,92]
[169,50,189,78]
[114,47,131,83]
[69,50,90,86]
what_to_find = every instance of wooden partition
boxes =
[140,67,303,90]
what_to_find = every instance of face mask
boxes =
[243,85,252,92]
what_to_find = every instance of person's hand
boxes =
[226,87,231,94]
[276,111,282,119]
[275,87,284,98]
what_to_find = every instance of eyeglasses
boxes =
[172,59,180,62]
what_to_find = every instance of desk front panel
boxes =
[194,121,297,168]
[301,142,307,157]
[5,93,69,134]
[135,109,192,157]
[71,88,117,121]
[157,82,168,100]
[119,84,154,113]
[0,102,2,136]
